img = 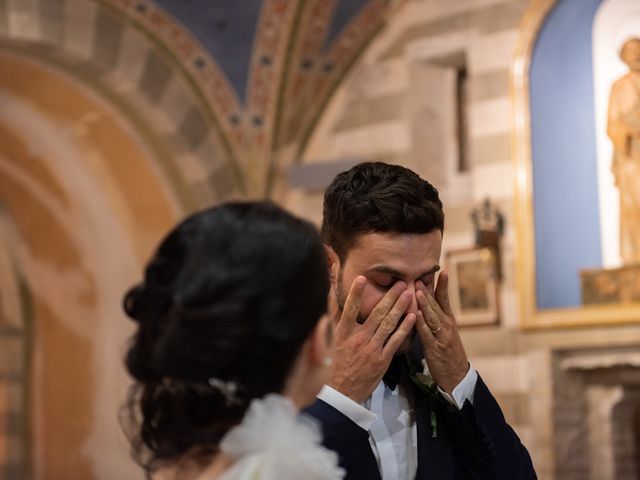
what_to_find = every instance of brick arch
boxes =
[0,211,30,479]
[0,53,182,479]
[0,0,245,205]
[0,211,25,330]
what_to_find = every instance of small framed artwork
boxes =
[446,247,499,327]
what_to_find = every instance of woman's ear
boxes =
[309,314,333,367]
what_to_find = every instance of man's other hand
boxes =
[415,270,470,395]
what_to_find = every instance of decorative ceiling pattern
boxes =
[153,0,264,103]
[104,0,392,195]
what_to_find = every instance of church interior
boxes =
[1,0,640,478]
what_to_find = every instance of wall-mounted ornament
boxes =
[470,197,504,280]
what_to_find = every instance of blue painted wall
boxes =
[529,0,604,309]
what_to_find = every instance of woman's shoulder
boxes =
[218,394,344,480]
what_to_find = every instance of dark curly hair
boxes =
[322,162,444,259]
[121,202,329,475]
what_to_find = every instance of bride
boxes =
[121,202,344,480]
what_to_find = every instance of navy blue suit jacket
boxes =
[305,375,536,480]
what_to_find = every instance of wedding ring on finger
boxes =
[430,323,442,334]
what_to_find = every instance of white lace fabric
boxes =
[219,394,344,480]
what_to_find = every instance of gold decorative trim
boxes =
[511,0,640,328]
[532,304,640,328]
[510,0,558,329]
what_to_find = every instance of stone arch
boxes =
[0,3,248,478]
[0,0,245,206]
[0,209,29,479]
[0,51,182,479]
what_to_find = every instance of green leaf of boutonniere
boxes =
[408,371,440,438]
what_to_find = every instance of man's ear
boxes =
[324,245,339,288]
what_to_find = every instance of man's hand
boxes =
[329,276,416,404]
[415,270,470,395]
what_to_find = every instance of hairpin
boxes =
[208,377,243,407]
[160,376,243,407]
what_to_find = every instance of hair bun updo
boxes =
[122,201,329,470]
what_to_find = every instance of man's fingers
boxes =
[416,289,445,331]
[339,276,367,333]
[425,289,446,321]
[415,311,437,349]
[382,313,417,358]
[434,270,454,317]
[363,281,407,332]
[370,290,413,344]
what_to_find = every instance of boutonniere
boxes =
[405,355,442,438]
[408,371,440,438]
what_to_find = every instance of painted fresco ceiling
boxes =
[153,0,376,104]
[142,0,392,192]
[0,0,393,199]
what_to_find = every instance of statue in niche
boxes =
[607,37,640,264]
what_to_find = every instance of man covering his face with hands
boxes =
[306,162,536,480]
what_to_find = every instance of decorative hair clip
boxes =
[159,376,243,407]
[208,377,243,407]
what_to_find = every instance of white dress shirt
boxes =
[317,364,478,480]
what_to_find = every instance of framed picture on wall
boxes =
[446,248,499,327]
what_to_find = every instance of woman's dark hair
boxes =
[121,201,329,474]
[322,162,444,260]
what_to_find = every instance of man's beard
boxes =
[335,268,417,353]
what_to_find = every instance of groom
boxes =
[306,162,536,479]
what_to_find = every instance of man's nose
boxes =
[406,283,419,317]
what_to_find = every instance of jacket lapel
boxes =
[414,386,453,479]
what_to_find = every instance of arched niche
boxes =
[512,0,640,328]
